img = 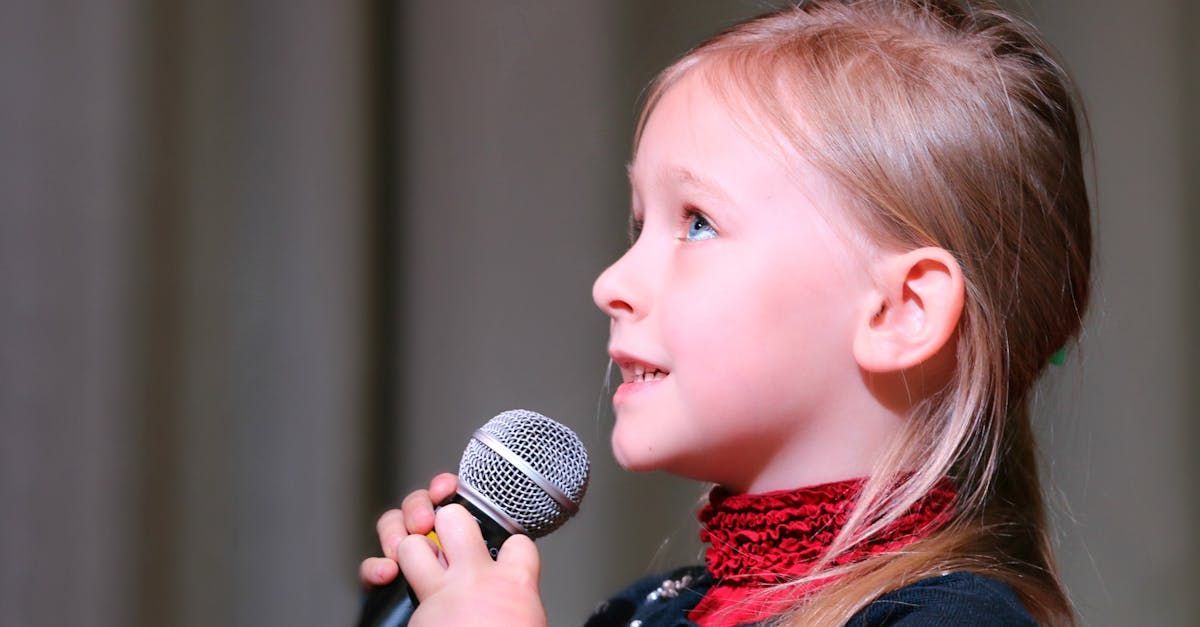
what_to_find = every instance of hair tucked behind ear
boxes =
[635,1,1092,625]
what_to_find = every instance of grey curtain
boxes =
[1,1,1195,626]
[1,1,371,625]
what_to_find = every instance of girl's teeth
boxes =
[627,364,667,382]
[635,368,664,382]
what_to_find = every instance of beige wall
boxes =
[1022,1,1198,623]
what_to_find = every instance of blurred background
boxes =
[1,0,1195,625]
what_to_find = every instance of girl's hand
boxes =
[400,503,547,627]
[359,472,459,587]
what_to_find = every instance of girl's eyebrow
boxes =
[626,162,732,203]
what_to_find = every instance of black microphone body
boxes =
[356,494,512,627]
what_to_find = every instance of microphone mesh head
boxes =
[458,409,589,538]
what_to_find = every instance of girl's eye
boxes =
[683,209,717,242]
[628,214,643,244]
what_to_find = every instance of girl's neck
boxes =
[730,395,906,494]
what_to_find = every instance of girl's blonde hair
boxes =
[634,1,1091,625]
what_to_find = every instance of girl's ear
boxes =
[853,247,964,372]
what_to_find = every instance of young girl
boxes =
[360,1,1091,625]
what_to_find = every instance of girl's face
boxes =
[592,71,879,492]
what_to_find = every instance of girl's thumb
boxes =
[496,534,541,583]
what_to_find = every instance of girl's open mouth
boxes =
[612,356,671,406]
[625,363,669,383]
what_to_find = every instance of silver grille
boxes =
[457,409,590,539]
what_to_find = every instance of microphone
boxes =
[356,409,590,627]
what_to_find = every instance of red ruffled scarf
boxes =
[689,477,957,626]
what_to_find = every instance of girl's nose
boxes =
[592,248,646,320]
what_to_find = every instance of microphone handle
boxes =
[356,494,514,627]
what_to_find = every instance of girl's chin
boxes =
[609,435,640,470]
[610,428,736,485]
[610,429,702,477]
[609,429,666,472]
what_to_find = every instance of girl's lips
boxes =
[608,349,672,407]
[608,349,671,383]
[612,374,668,407]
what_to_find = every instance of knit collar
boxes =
[690,476,957,626]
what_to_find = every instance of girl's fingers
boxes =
[359,556,399,587]
[374,475,459,564]
[376,509,407,560]
[433,504,489,570]
[428,473,458,504]
[496,534,541,587]
[395,533,445,601]
[401,489,437,536]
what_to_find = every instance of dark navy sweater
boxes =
[584,566,1037,626]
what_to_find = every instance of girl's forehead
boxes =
[628,74,821,206]
[628,77,757,181]
[630,68,815,184]
[625,161,732,204]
